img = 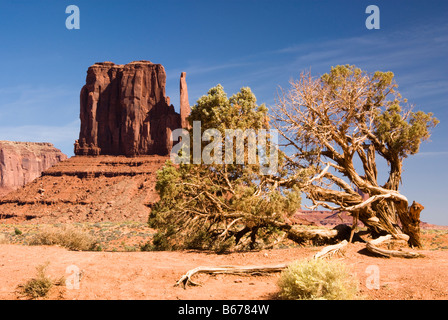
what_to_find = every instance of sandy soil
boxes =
[1,242,447,300]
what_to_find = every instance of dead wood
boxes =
[313,240,348,259]
[365,235,423,258]
[175,264,288,288]
[175,241,350,288]
[279,223,352,245]
[270,69,435,248]
[174,224,352,288]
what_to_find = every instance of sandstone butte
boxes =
[0,60,191,223]
[75,60,190,156]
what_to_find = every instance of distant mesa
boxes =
[294,210,446,230]
[0,141,67,197]
[74,60,190,157]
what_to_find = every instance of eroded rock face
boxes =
[75,61,181,156]
[0,141,67,196]
[180,72,191,129]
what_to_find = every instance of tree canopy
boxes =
[148,85,302,252]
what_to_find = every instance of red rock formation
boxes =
[180,72,191,129]
[0,61,193,223]
[294,210,359,227]
[75,61,181,156]
[0,141,67,196]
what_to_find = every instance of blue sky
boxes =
[0,0,447,225]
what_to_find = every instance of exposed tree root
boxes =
[281,223,352,245]
[365,235,423,258]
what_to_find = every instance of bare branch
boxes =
[219,218,243,238]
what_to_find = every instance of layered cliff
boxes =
[0,155,166,222]
[0,141,67,196]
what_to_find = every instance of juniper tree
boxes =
[148,85,303,251]
[272,65,439,248]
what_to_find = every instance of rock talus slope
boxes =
[0,155,168,222]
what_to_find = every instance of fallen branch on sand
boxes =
[175,239,351,288]
[175,233,422,288]
[175,264,288,288]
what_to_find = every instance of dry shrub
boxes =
[30,225,97,251]
[0,233,9,244]
[17,262,64,300]
[278,258,359,300]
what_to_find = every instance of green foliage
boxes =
[375,106,439,158]
[322,64,439,160]
[189,84,269,133]
[278,258,359,300]
[283,64,439,244]
[149,85,302,252]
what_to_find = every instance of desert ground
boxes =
[0,222,447,300]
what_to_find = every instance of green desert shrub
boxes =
[140,230,175,251]
[278,258,359,300]
[30,225,98,251]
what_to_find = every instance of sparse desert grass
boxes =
[16,262,65,300]
[0,232,9,244]
[0,221,154,251]
[30,225,98,251]
[421,229,448,250]
[278,258,359,300]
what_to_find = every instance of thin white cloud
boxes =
[165,62,252,81]
[166,21,448,115]
[0,85,73,109]
[0,120,79,150]
[0,84,78,126]
[165,22,445,111]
